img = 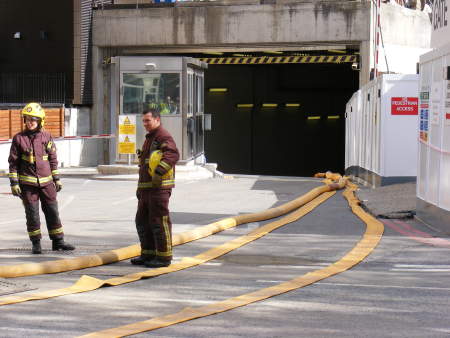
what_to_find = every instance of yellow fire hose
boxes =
[0,178,343,306]
[0,178,336,279]
[78,180,384,338]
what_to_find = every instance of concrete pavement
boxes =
[0,170,449,337]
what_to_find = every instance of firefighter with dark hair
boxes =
[132,106,179,268]
[8,103,75,254]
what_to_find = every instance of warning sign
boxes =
[118,115,136,154]
[118,135,136,154]
[391,97,419,115]
[119,116,136,134]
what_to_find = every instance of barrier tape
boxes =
[79,179,384,338]
[0,134,115,144]
[0,179,332,278]
[0,180,340,307]
[419,138,450,155]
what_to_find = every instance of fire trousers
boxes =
[135,189,172,262]
[20,184,64,241]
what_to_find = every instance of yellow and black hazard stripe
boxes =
[200,55,357,65]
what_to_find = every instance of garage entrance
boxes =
[204,58,359,176]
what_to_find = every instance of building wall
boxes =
[0,0,74,103]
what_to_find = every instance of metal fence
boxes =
[0,73,66,104]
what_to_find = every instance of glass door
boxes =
[119,71,181,162]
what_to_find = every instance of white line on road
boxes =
[82,179,91,186]
[112,196,136,205]
[315,282,450,291]
[394,264,450,268]
[390,268,450,272]
[0,218,24,225]
[60,195,75,211]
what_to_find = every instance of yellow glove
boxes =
[152,174,162,188]
[55,180,63,192]
[11,185,21,197]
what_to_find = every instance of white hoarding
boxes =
[431,0,450,49]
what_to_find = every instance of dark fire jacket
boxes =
[8,130,60,187]
[138,125,179,190]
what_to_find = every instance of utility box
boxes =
[345,74,419,186]
[416,43,450,230]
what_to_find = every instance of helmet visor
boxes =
[24,116,41,122]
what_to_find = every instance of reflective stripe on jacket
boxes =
[8,130,59,187]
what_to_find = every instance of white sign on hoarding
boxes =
[431,0,450,48]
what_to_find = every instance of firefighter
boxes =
[8,103,75,254]
[131,106,179,268]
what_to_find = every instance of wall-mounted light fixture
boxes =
[13,32,21,39]
[327,115,340,119]
[285,103,300,107]
[203,52,223,55]
[307,116,321,120]
[208,88,228,93]
[237,104,254,108]
[262,103,278,108]
[264,51,283,54]
[145,63,156,71]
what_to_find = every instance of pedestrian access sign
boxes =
[118,115,136,154]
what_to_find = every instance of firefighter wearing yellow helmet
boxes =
[8,103,75,254]
[133,106,179,268]
[22,102,46,128]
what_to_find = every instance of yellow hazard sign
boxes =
[118,135,136,154]
[119,116,136,134]
[118,115,136,154]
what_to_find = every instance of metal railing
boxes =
[0,73,66,104]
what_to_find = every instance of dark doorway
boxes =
[204,62,358,176]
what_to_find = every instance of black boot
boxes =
[31,240,42,254]
[52,238,75,251]
[130,255,154,266]
[144,258,171,268]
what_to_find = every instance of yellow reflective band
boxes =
[39,175,53,184]
[52,170,59,175]
[21,154,36,163]
[19,175,38,183]
[161,180,175,186]
[144,158,149,164]
[49,228,63,235]
[156,250,172,257]
[142,250,156,255]
[162,215,172,257]
[159,161,171,171]
[28,229,41,236]
[8,173,18,178]
[21,155,48,163]
[138,182,153,188]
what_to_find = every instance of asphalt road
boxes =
[0,176,449,337]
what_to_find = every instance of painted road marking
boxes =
[382,219,450,248]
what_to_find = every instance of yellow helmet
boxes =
[148,150,173,179]
[22,102,46,127]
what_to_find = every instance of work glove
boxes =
[152,174,162,188]
[54,180,63,192]
[11,184,21,197]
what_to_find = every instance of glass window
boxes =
[122,73,180,115]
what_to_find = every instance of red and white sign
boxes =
[391,97,418,115]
